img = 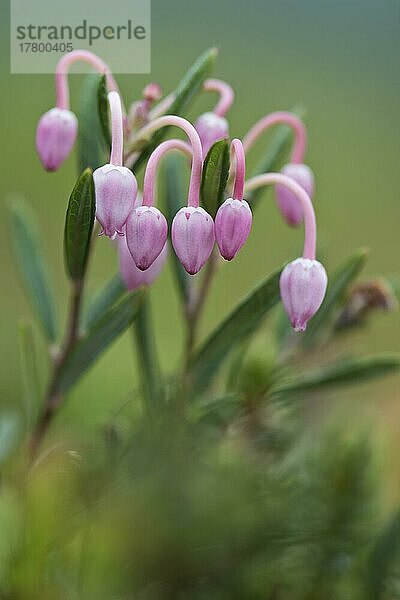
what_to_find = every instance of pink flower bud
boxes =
[194,112,229,158]
[35,108,78,172]
[171,206,215,275]
[125,206,168,271]
[118,234,168,291]
[275,164,315,227]
[215,198,252,260]
[93,164,137,239]
[280,258,328,332]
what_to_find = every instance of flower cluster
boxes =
[36,50,327,332]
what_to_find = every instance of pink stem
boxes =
[203,78,234,118]
[242,111,307,164]
[244,173,316,260]
[55,50,119,111]
[143,140,192,207]
[230,139,245,200]
[108,92,123,167]
[137,115,203,208]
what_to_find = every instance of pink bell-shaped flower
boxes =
[125,205,168,271]
[93,164,137,239]
[215,198,252,261]
[118,233,168,291]
[280,258,328,332]
[36,108,78,172]
[275,164,315,227]
[195,112,229,158]
[172,206,215,275]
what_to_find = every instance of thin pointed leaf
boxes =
[77,73,107,172]
[83,273,126,331]
[57,291,144,394]
[273,354,400,397]
[64,168,96,282]
[367,509,400,600]
[200,139,230,218]
[188,267,282,394]
[302,248,369,348]
[9,197,58,342]
[162,154,192,304]
[130,48,217,171]
[97,74,111,149]
[18,321,41,428]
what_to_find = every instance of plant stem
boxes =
[29,279,84,458]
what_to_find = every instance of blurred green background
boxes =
[0,0,399,450]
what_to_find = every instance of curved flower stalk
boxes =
[195,79,233,158]
[245,173,327,331]
[36,50,120,172]
[215,139,252,260]
[125,138,191,271]
[243,111,314,226]
[93,91,138,239]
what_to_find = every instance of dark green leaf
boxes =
[133,296,165,412]
[0,410,22,466]
[83,273,126,331]
[130,48,217,171]
[97,74,111,149]
[77,73,107,172]
[273,354,400,397]
[64,168,96,281]
[9,197,57,342]
[192,394,241,427]
[200,139,230,217]
[302,248,369,348]
[162,154,192,304]
[246,106,305,208]
[57,291,144,394]
[18,321,41,428]
[188,267,282,394]
[367,509,400,600]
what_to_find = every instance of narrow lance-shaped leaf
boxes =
[9,197,58,342]
[18,321,41,429]
[97,74,111,149]
[302,248,369,348]
[273,354,400,397]
[367,509,400,600]
[57,291,144,394]
[188,267,282,394]
[77,73,107,173]
[83,273,126,331]
[130,47,218,171]
[64,168,96,282]
[200,139,230,218]
[162,153,192,304]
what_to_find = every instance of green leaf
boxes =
[18,321,41,429]
[246,106,305,207]
[83,273,126,331]
[9,197,58,342]
[200,139,230,217]
[367,509,400,600]
[302,248,369,348]
[162,154,192,304]
[192,394,241,427]
[64,168,96,282]
[77,73,107,172]
[133,296,165,412]
[188,267,282,394]
[130,48,217,171]
[273,354,400,397]
[57,291,144,394]
[0,410,22,466]
[97,74,111,149]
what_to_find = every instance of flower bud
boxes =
[36,108,78,172]
[194,112,229,158]
[172,206,215,275]
[118,234,168,291]
[280,258,328,332]
[215,198,252,260]
[125,206,168,271]
[93,164,137,239]
[275,163,315,227]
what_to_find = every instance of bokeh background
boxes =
[0,0,399,478]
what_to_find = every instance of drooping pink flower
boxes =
[276,163,315,227]
[36,108,78,172]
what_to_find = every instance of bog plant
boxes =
[2,48,400,598]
